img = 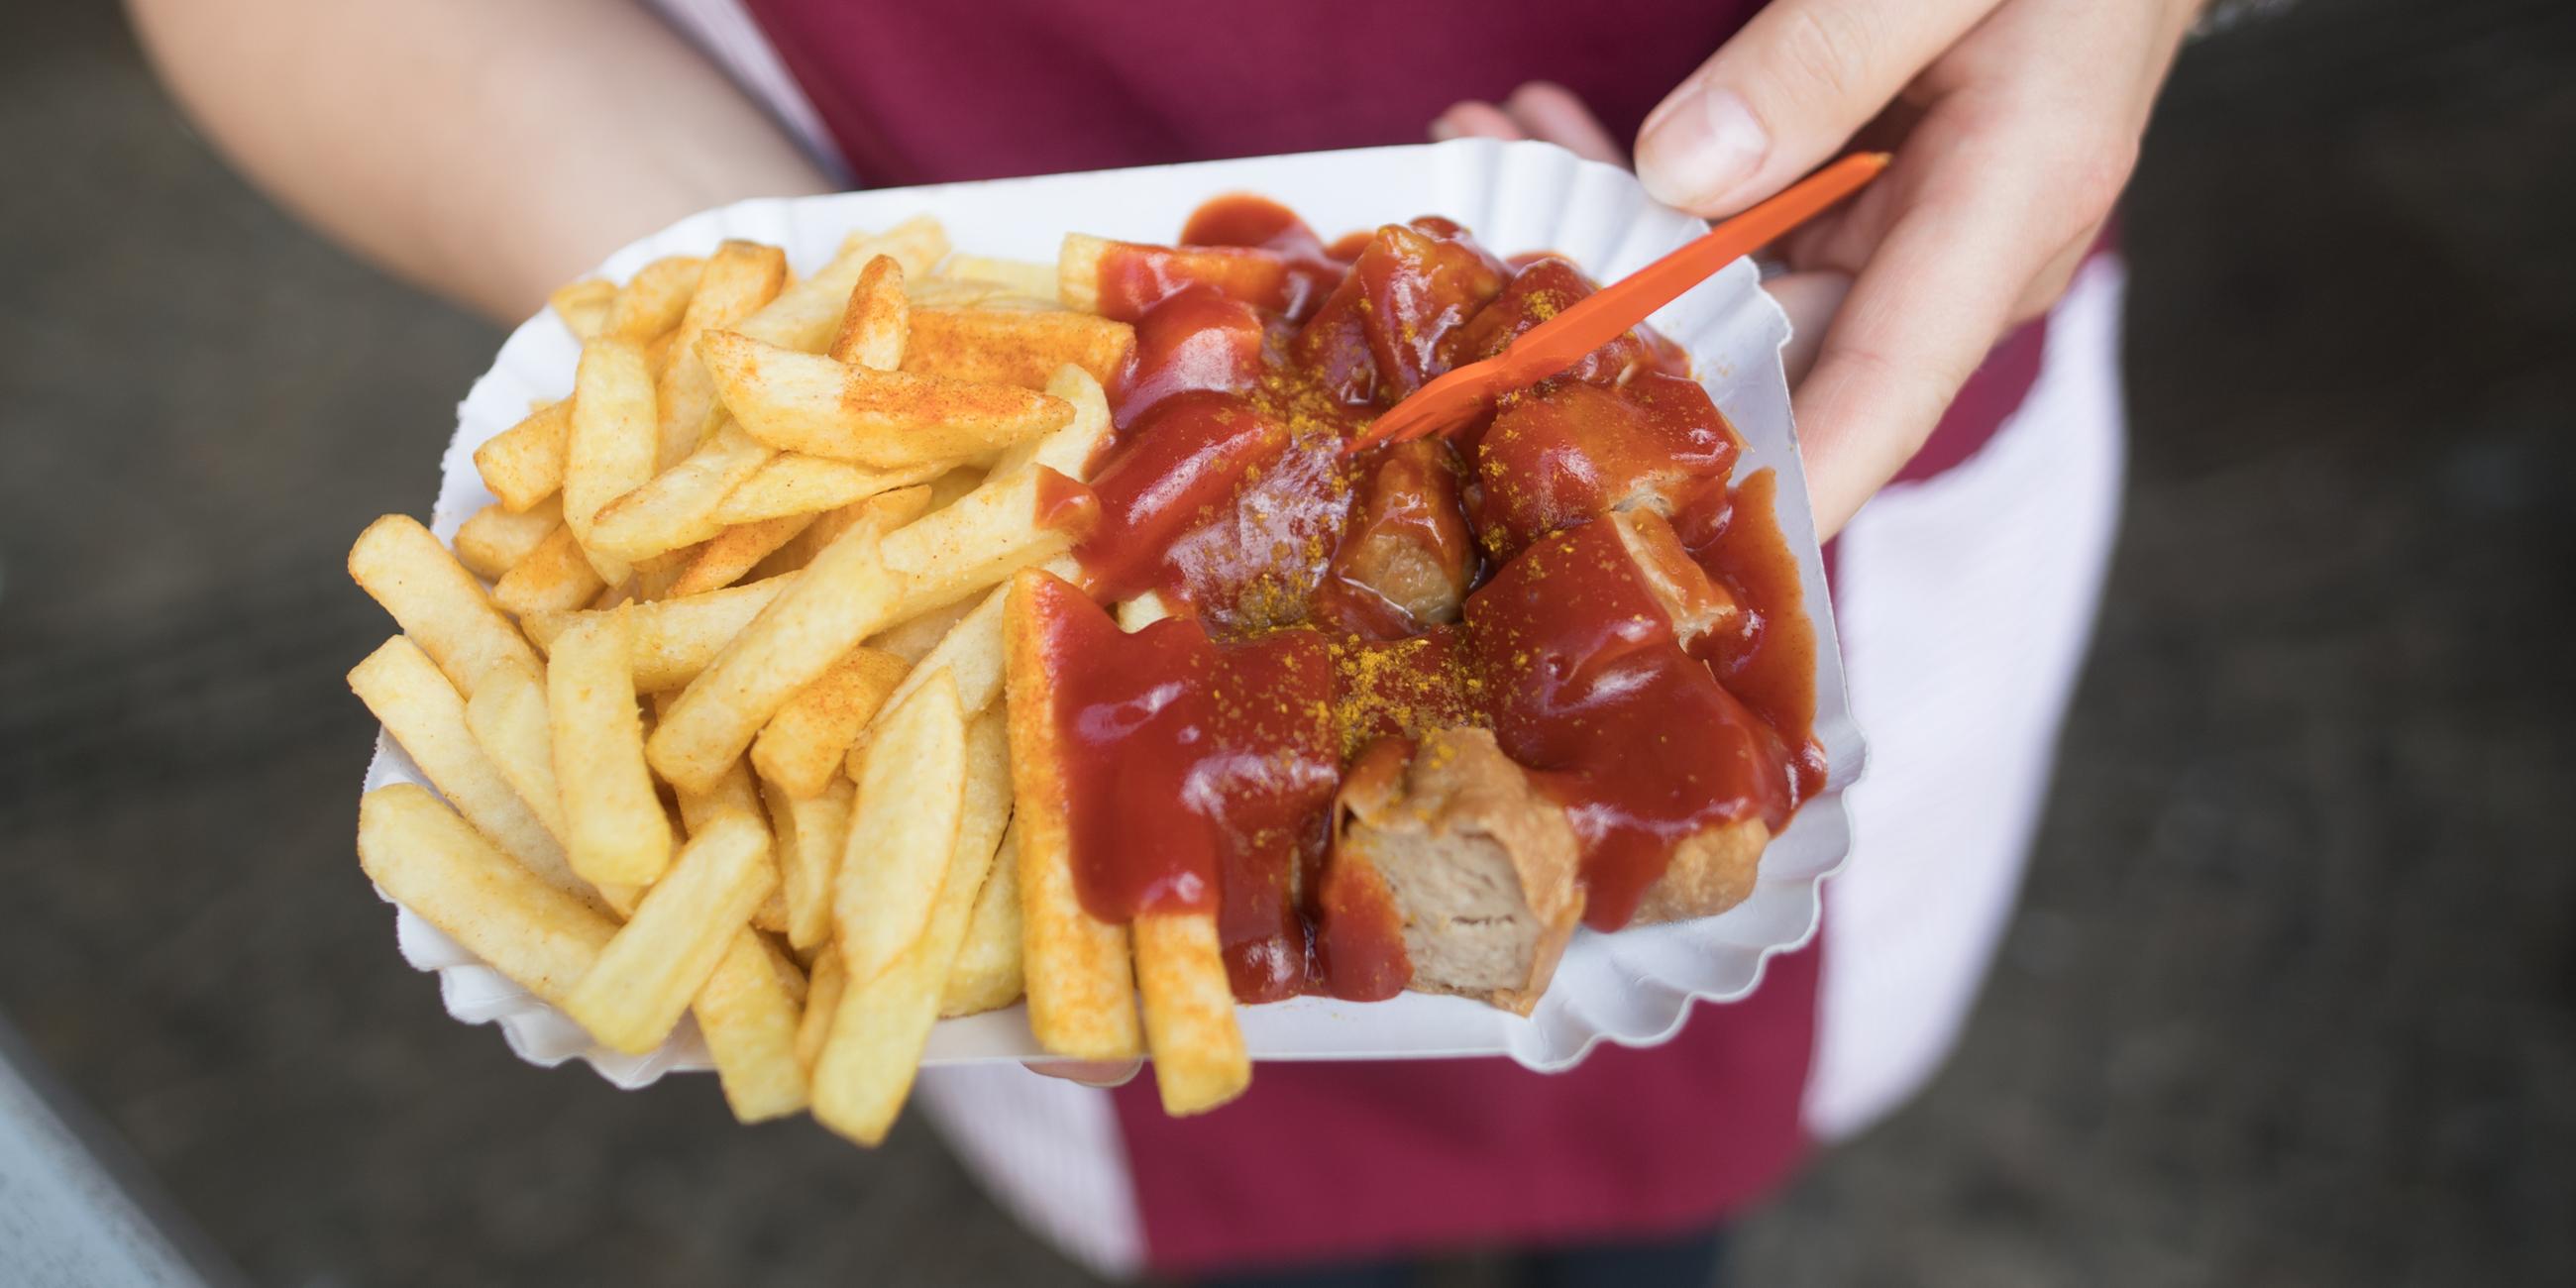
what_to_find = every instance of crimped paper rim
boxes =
[360,139,1866,1086]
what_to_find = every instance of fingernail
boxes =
[1637,86,1768,211]
[1429,117,1462,143]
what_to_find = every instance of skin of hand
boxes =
[128,0,832,323]
[1435,0,2204,538]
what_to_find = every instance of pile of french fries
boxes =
[349,217,1236,1145]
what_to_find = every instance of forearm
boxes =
[129,0,832,323]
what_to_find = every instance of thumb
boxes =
[1635,0,1988,215]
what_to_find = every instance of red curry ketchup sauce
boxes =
[1027,199,1821,1001]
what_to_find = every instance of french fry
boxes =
[550,280,616,340]
[833,671,968,983]
[825,256,908,370]
[902,308,1133,391]
[710,453,938,527]
[603,254,705,342]
[1055,234,1112,313]
[348,514,542,697]
[811,701,1011,1145]
[694,928,809,1122]
[998,365,1117,480]
[881,465,1084,623]
[903,277,1025,308]
[936,254,1059,302]
[941,820,1024,1018]
[765,485,933,580]
[1132,911,1251,1116]
[491,523,608,616]
[461,658,567,845]
[474,399,573,512]
[753,645,910,798]
[548,613,673,886]
[658,241,791,469]
[1007,569,1141,1059]
[358,785,620,1009]
[668,514,810,597]
[737,216,948,356]
[677,756,765,834]
[795,948,846,1073]
[524,577,789,691]
[1058,233,1286,316]
[564,812,775,1054]
[564,337,658,583]
[631,546,698,601]
[587,420,776,563]
[350,637,583,898]
[454,496,564,580]
[848,586,1007,780]
[866,594,982,666]
[645,517,909,794]
[760,774,853,951]
[700,329,1072,470]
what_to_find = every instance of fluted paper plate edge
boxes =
[358,140,1866,1087]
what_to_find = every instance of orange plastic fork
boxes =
[1349,152,1890,451]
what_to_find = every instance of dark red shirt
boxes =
[737,1,2041,1273]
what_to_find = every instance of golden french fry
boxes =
[491,523,608,616]
[603,254,705,342]
[737,216,948,356]
[796,948,846,1073]
[810,705,1010,1146]
[694,928,809,1122]
[936,254,1059,302]
[454,496,564,580]
[564,812,775,1053]
[1055,233,1112,312]
[753,646,910,799]
[903,277,1026,308]
[564,337,658,583]
[866,594,982,666]
[765,485,933,581]
[761,774,853,951]
[999,365,1116,480]
[677,756,765,834]
[710,454,938,527]
[881,465,1082,623]
[348,514,542,697]
[941,820,1024,1018]
[902,308,1132,391]
[550,280,616,341]
[351,637,584,899]
[475,399,573,513]
[1057,234,1283,316]
[548,613,673,886]
[827,256,910,373]
[358,785,620,1008]
[524,576,789,690]
[1007,569,1141,1059]
[700,329,1072,470]
[588,420,776,563]
[1133,911,1251,1116]
[833,671,967,983]
[658,241,791,469]
[668,513,811,598]
[645,517,909,794]
[460,658,567,846]
[827,255,909,371]
[849,586,1007,781]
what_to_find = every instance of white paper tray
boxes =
[360,139,1867,1085]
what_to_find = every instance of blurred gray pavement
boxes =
[2,0,2570,1284]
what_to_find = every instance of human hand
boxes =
[1438,0,2201,537]
[1024,1058,1143,1088]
